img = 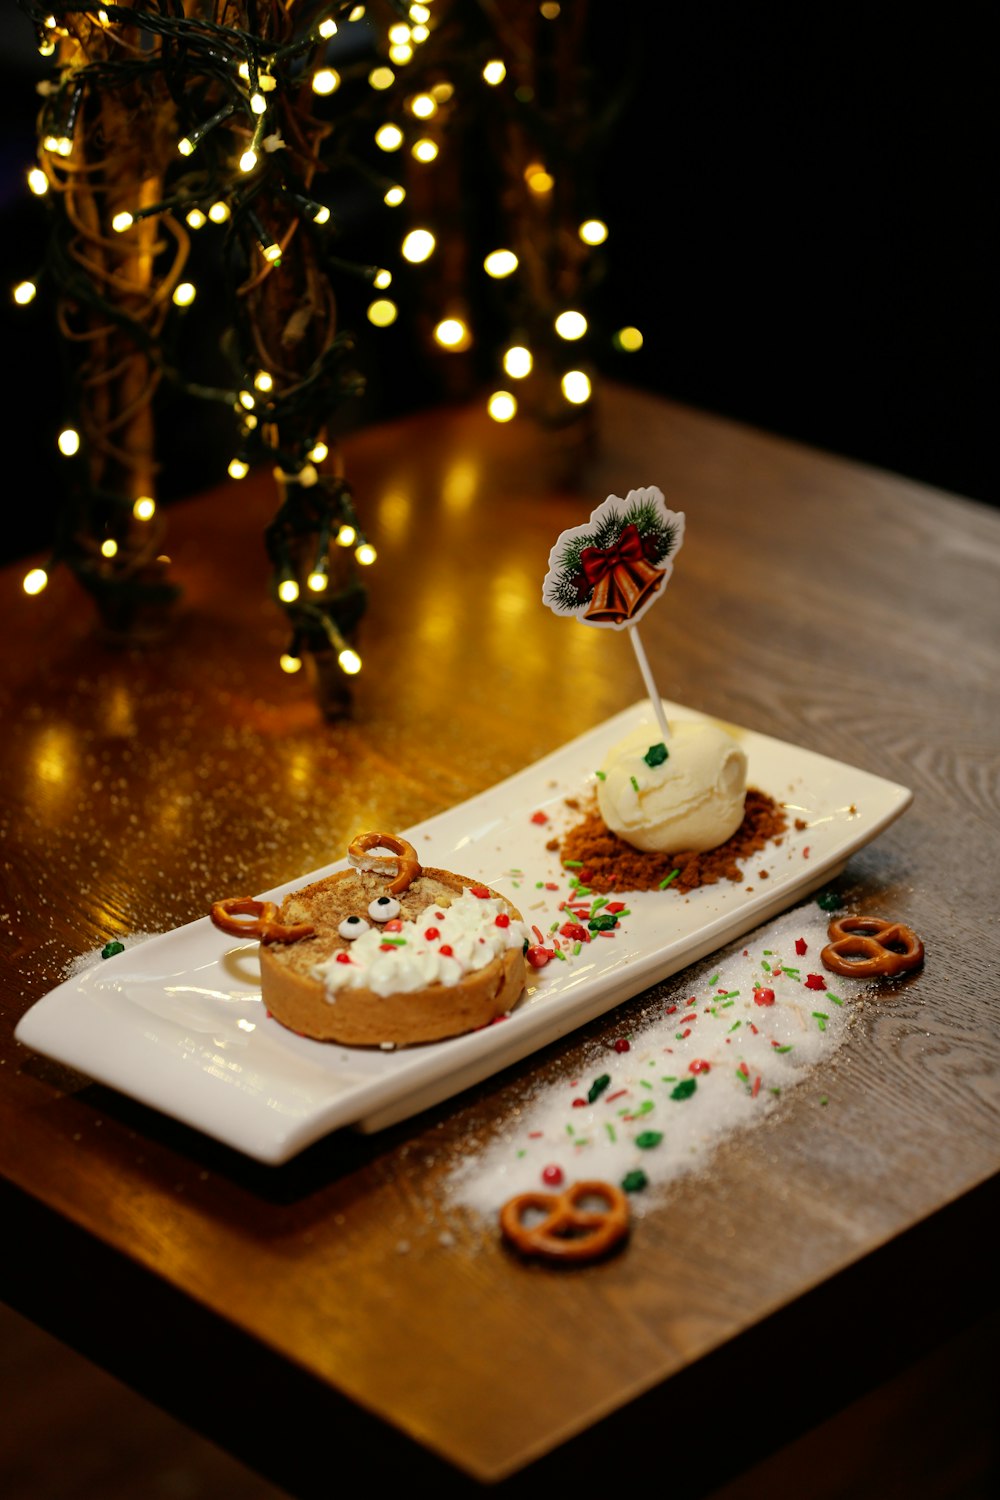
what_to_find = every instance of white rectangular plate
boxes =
[15,703,912,1164]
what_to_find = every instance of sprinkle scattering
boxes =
[447,904,867,1219]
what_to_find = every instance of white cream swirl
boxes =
[311,891,526,1001]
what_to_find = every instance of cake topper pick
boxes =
[542,486,685,741]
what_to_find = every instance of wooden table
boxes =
[1,385,998,1496]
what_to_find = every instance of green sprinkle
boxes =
[535,881,544,888]
[516,1149,526,1158]
[587,1073,611,1104]
[812,1012,829,1031]
[630,775,640,792]
[379,937,407,947]
[819,1094,829,1106]
[621,1169,648,1193]
[781,965,801,979]
[658,868,680,889]
[660,1075,678,1083]
[566,1123,576,1135]
[773,1044,793,1054]
[574,1138,592,1147]
[605,1122,617,1143]
[563,860,584,869]
[591,896,609,911]
[640,1078,654,1090]
[770,1087,782,1096]
[670,1078,697,1101]
[553,948,567,961]
[634,1099,655,1117]
[643,742,669,767]
[709,973,719,986]
[101,940,125,960]
[761,959,772,972]
[763,950,773,956]
[826,992,844,1006]
[634,1130,663,1150]
[573,941,581,956]
[594,770,607,781]
[816,889,842,913]
[728,1020,742,1033]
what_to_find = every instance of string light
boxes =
[101,538,118,558]
[388,23,411,43]
[482,60,506,85]
[111,211,134,233]
[389,44,413,64]
[23,568,48,596]
[367,298,397,326]
[503,345,532,378]
[561,370,591,404]
[254,371,274,392]
[312,69,340,96]
[57,428,80,456]
[185,207,207,229]
[375,123,404,151]
[410,93,437,118]
[355,542,377,565]
[280,652,303,673]
[27,167,48,196]
[579,219,608,245]
[309,441,329,462]
[318,18,338,38]
[249,91,267,115]
[369,66,395,90]
[384,185,405,206]
[402,228,435,262]
[434,318,469,349]
[239,147,259,173]
[372,268,392,289]
[172,281,196,306]
[524,163,554,193]
[339,647,362,674]
[133,497,156,520]
[484,249,517,278]
[336,524,357,547]
[238,390,256,410]
[278,576,300,602]
[488,391,516,422]
[307,568,327,592]
[228,458,249,479]
[13,280,37,305]
[410,24,429,43]
[412,139,438,162]
[410,3,431,20]
[208,201,230,223]
[615,326,644,352]
[555,310,587,340]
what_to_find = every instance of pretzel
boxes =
[346,832,422,896]
[500,1179,630,1264]
[210,896,315,946]
[821,915,924,979]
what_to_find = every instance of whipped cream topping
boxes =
[311,891,526,1001]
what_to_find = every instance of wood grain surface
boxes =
[1,384,997,1495]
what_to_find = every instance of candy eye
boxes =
[338,915,371,940]
[368,895,401,922]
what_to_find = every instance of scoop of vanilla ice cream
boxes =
[596,719,748,853]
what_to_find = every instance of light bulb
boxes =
[336,524,357,547]
[410,23,429,42]
[254,371,273,392]
[555,310,587,341]
[484,249,517,278]
[308,441,329,462]
[23,567,48,596]
[208,201,230,223]
[615,326,644,352]
[561,370,591,404]
[57,428,80,456]
[279,653,302,674]
[434,318,469,349]
[172,281,196,306]
[367,298,398,327]
[375,123,404,152]
[133,497,156,520]
[410,93,437,118]
[178,137,195,157]
[312,69,340,95]
[503,345,532,379]
[369,67,395,91]
[482,60,506,85]
[579,219,608,245]
[373,268,392,289]
[488,391,516,423]
[13,280,37,306]
[338,648,362,675]
[250,92,267,114]
[318,18,337,38]
[238,390,255,410]
[307,570,327,592]
[389,43,413,64]
[228,458,249,479]
[401,228,435,262]
[410,3,431,20]
[111,211,134,233]
[185,208,207,229]
[412,139,438,162]
[525,163,554,193]
[312,204,331,225]
[239,148,258,173]
[101,539,118,559]
[278,578,300,603]
[355,543,377,566]
[383,185,405,206]
[27,167,48,196]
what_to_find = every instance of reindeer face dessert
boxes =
[211,834,527,1047]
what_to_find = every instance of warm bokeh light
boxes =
[336,524,357,547]
[307,570,327,592]
[561,370,591,404]
[312,68,340,95]
[525,162,554,193]
[254,371,273,392]
[375,123,404,151]
[27,167,49,196]
[309,441,329,462]
[503,345,532,379]
[133,496,156,520]
[412,138,438,162]
[278,578,300,603]
[484,249,517,278]
[402,228,435,262]
[57,428,80,456]
[369,66,395,90]
[482,60,506,85]
[23,567,48,596]
[339,648,362,675]
[228,458,249,479]
[208,201,230,223]
[615,325,644,352]
[488,391,517,423]
[101,538,118,558]
[13,280,37,305]
[372,268,392,289]
[172,281,196,306]
[579,218,608,245]
[434,318,470,349]
[185,208,206,229]
[279,653,302,674]
[239,148,258,173]
[355,542,377,566]
[384,185,406,206]
[555,310,587,341]
[410,92,437,118]
[367,298,398,327]
[111,211,134,233]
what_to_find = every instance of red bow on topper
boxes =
[542,488,685,632]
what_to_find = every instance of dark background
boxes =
[1,7,992,569]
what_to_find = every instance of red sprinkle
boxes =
[541,1163,564,1185]
[528,1131,543,1139]
[665,1005,678,1015]
[532,925,545,944]
[795,937,808,956]
[613,1038,631,1053]
[689,1059,711,1074]
[439,944,454,957]
[606,902,626,914]
[530,811,549,825]
[738,1062,750,1078]
[335,952,352,964]
[560,922,588,943]
[544,881,560,891]
[470,884,491,899]
[527,945,552,969]
[571,1097,587,1108]
[494,912,510,928]
[424,926,440,941]
[749,1022,759,1034]
[680,1012,698,1024]
[752,1075,762,1098]
[578,868,593,884]
[754,987,776,1007]
[383,918,403,933]
[803,846,811,858]
[805,973,827,990]
[606,1089,629,1102]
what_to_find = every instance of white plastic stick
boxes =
[627,624,671,740]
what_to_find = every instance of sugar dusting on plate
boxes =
[446,904,868,1218]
